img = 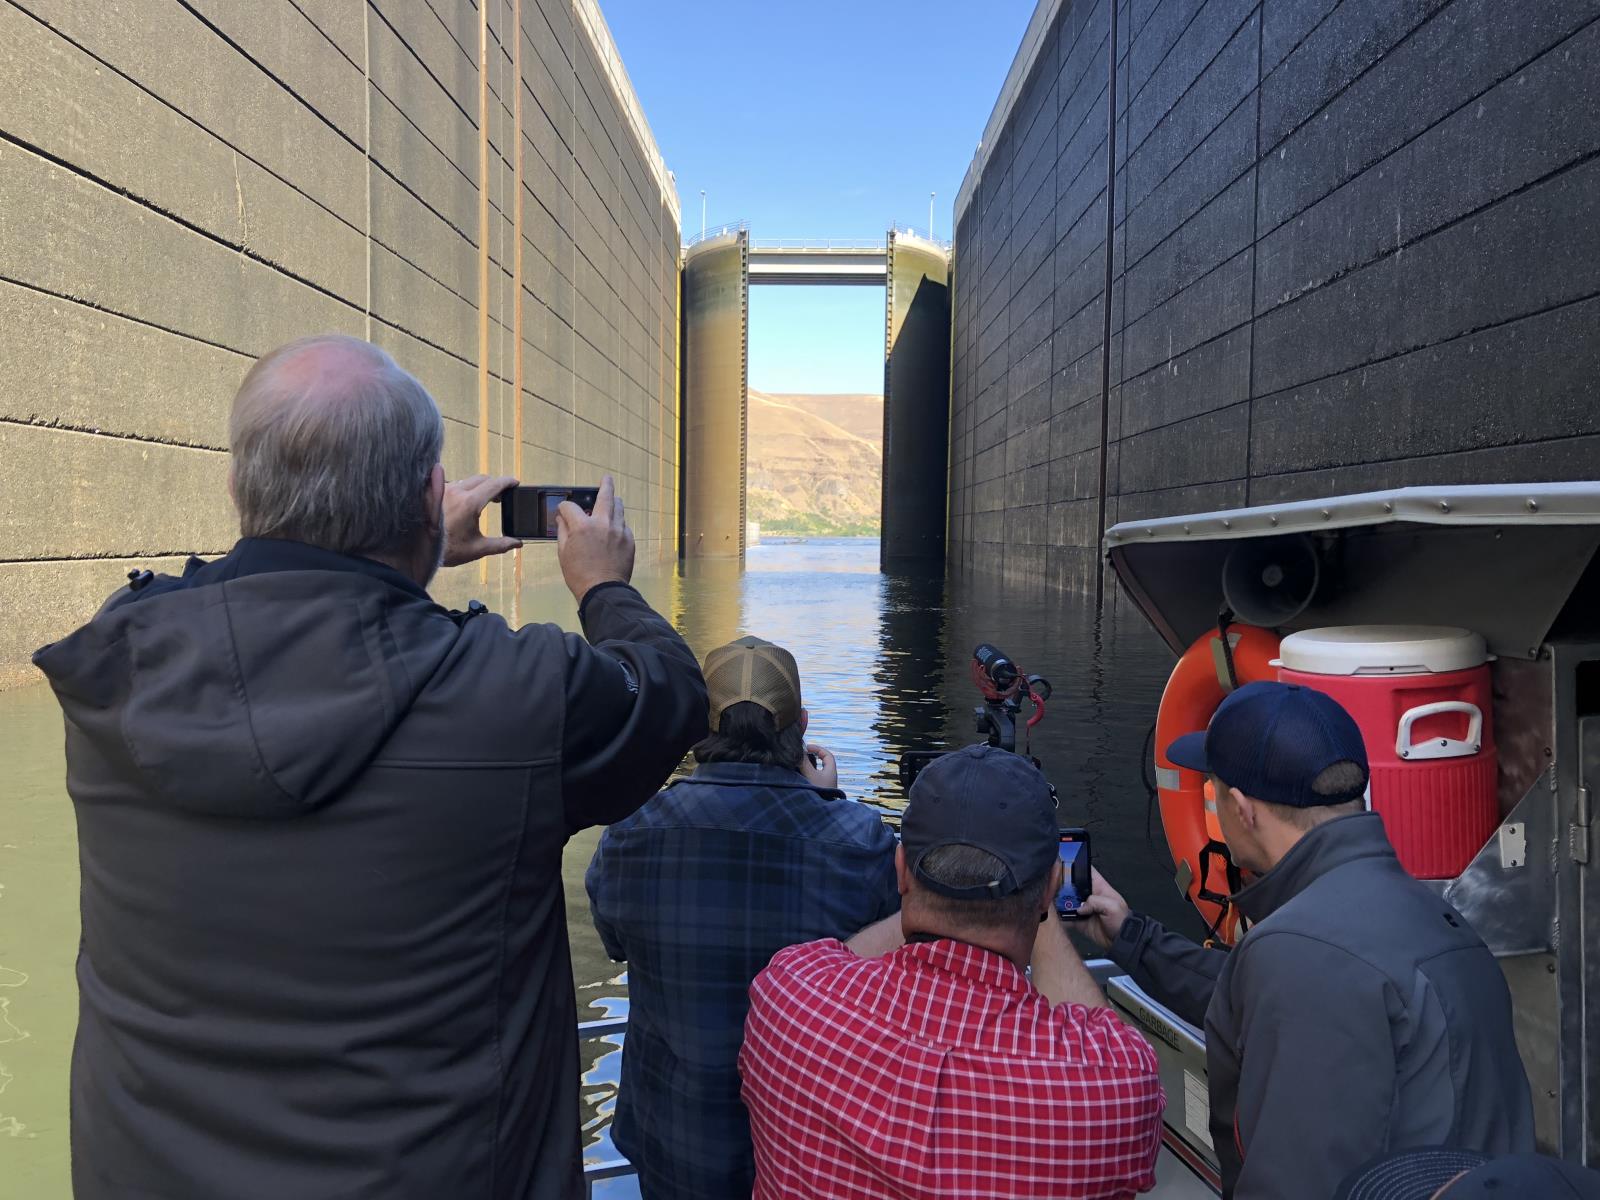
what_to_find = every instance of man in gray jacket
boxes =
[1082,681,1533,1199]
[33,335,708,1200]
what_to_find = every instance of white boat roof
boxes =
[1102,483,1600,658]
[1104,482,1600,548]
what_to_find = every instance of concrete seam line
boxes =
[363,0,372,338]
[0,273,253,362]
[8,0,365,240]
[170,0,362,155]
[0,552,232,566]
[956,0,1065,223]
[0,417,227,455]
[1094,0,1119,607]
[0,130,364,321]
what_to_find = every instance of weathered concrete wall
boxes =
[949,0,1600,592]
[0,0,680,688]
[882,232,952,565]
[680,232,748,558]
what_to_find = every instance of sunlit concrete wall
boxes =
[680,231,748,559]
[0,0,680,688]
[949,0,1600,592]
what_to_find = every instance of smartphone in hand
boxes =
[1055,829,1092,918]
[498,486,599,540]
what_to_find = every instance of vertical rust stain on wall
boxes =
[512,0,525,621]
[476,0,493,585]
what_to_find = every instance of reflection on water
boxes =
[1,537,1194,1196]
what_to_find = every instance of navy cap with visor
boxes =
[1335,1149,1600,1199]
[1167,680,1369,808]
[900,744,1059,899]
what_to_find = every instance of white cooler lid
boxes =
[1278,625,1488,676]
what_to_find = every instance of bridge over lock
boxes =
[679,225,952,567]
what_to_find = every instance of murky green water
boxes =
[2,537,1195,1196]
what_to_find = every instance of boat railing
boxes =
[578,958,1125,1196]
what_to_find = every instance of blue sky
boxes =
[601,0,1035,394]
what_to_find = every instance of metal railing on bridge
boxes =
[683,226,950,253]
[748,236,885,250]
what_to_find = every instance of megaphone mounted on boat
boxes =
[1221,534,1321,628]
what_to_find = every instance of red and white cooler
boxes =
[1276,626,1499,880]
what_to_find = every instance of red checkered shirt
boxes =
[739,937,1165,1200]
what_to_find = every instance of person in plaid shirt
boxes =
[740,743,1165,1199]
[586,636,900,1199]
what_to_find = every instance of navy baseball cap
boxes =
[1336,1149,1600,1199]
[901,744,1059,899]
[1166,680,1370,808]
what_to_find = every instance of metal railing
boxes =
[889,225,953,250]
[683,228,950,253]
[581,1015,636,1196]
[577,959,1123,1196]
[683,219,748,248]
[748,237,886,250]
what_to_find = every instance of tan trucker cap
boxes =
[703,636,803,731]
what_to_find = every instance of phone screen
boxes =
[1055,829,1091,917]
[498,486,598,540]
[541,492,564,538]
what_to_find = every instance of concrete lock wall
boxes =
[0,0,681,689]
[948,0,1600,593]
[882,232,952,566]
[680,231,749,559]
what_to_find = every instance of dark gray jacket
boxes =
[1110,812,1534,1198]
[32,538,708,1200]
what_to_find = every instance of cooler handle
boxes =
[1395,701,1482,761]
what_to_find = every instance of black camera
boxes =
[897,644,1054,792]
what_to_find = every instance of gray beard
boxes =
[421,521,446,588]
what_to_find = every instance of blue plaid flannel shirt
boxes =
[586,761,900,1200]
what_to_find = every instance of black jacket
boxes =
[32,538,708,1200]
[1110,813,1534,1198]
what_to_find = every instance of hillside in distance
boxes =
[747,390,883,536]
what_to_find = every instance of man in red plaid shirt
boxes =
[740,744,1165,1199]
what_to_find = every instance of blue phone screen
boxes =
[1055,840,1084,914]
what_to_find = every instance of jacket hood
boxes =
[32,539,459,817]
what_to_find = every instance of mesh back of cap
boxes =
[704,638,802,729]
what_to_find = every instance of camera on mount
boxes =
[897,643,1054,794]
[970,643,1053,753]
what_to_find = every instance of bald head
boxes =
[230,335,445,561]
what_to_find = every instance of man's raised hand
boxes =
[1076,867,1132,950]
[556,474,635,603]
[442,474,520,568]
[800,744,839,790]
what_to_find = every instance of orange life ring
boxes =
[1154,624,1281,944]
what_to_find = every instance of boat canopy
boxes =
[1103,483,1600,660]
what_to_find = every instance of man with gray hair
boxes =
[33,335,709,1200]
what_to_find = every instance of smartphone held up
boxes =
[497,486,600,540]
[1055,829,1092,918]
